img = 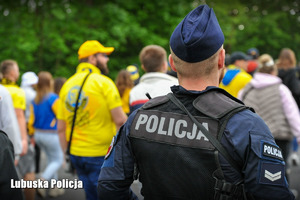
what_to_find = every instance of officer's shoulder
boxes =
[194,89,250,119]
[142,95,169,109]
[230,108,266,129]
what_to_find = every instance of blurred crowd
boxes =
[1,40,300,200]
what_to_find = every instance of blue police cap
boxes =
[170,5,224,63]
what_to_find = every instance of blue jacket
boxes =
[98,86,295,200]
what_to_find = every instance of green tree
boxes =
[0,0,299,81]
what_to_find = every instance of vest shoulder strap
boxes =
[167,93,242,172]
[193,89,247,119]
[141,95,169,110]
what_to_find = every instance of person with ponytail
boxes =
[28,71,64,198]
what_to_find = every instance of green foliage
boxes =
[215,0,300,60]
[0,0,300,82]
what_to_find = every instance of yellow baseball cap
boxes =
[78,40,114,59]
[126,65,139,81]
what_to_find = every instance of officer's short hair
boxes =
[171,47,221,79]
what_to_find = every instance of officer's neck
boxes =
[178,76,219,91]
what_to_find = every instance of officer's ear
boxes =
[218,48,225,70]
[169,54,177,72]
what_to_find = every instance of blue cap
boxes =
[170,5,224,63]
[230,51,250,64]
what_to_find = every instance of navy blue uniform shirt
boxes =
[98,86,295,200]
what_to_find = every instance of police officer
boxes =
[98,5,295,200]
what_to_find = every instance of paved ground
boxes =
[35,150,300,200]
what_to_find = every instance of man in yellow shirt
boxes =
[1,59,36,200]
[0,60,27,155]
[219,51,252,97]
[57,40,127,200]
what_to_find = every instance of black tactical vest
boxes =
[129,88,249,200]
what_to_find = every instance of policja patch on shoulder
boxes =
[258,141,285,186]
[105,136,115,160]
[262,142,283,161]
